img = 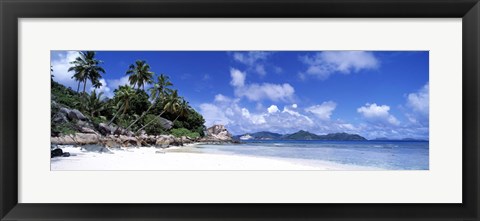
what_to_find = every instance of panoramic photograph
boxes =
[50,51,429,170]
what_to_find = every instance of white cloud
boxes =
[291,104,298,109]
[199,103,232,126]
[300,51,379,80]
[404,82,429,126]
[407,83,429,115]
[232,51,276,76]
[267,105,279,113]
[241,108,250,118]
[91,78,114,98]
[214,94,232,103]
[107,76,130,90]
[339,123,355,130]
[305,101,337,120]
[282,106,301,117]
[230,68,246,87]
[235,83,295,102]
[229,68,295,102]
[357,103,399,126]
[51,51,80,90]
[52,51,115,97]
[198,95,314,135]
[233,51,270,66]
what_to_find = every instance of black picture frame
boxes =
[1,0,479,220]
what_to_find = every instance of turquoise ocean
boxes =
[197,140,429,170]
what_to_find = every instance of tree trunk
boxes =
[126,103,154,130]
[82,79,87,94]
[107,103,125,126]
[76,81,81,93]
[136,110,165,134]
[172,114,181,124]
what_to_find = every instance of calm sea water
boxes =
[197,140,429,170]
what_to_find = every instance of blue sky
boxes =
[51,51,429,139]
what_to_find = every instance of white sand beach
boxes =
[50,145,379,171]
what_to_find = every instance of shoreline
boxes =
[50,144,381,171]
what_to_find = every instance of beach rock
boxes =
[79,126,99,135]
[68,109,87,121]
[76,120,94,128]
[98,123,115,136]
[51,135,76,145]
[155,135,175,147]
[146,135,157,145]
[113,127,134,137]
[135,134,157,146]
[172,137,182,146]
[201,124,233,142]
[52,112,68,124]
[51,133,100,145]
[137,134,149,146]
[75,133,100,144]
[51,148,63,158]
[51,100,59,109]
[119,135,140,147]
[59,107,71,116]
[102,138,122,148]
[181,136,193,144]
[158,117,173,130]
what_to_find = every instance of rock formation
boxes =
[200,125,233,142]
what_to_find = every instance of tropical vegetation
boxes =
[51,51,206,137]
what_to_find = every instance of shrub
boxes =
[51,122,77,136]
[170,128,200,139]
[142,114,166,135]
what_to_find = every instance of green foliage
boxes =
[76,90,106,118]
[126,60,154,90]
[51,122,77,136]
[51,80,83,110]
[68,51,106,94]
[51,51,210,138]
[91,116,107,125]
[129,90,150,116]
[170,128,200,139]
[116,116,133,129]
[142,114,166,135]
[111,85,137,121]
[171,108,206,136]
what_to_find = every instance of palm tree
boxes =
[172,98,190,123]
[125,74,173,130]
[150,74,173,100]
[126,60,154,90]
[107,85,136,126]
[78,90,105,118]
[136,89,179,134]
[68,51,106,94]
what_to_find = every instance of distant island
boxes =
[234,130,429,141]
[234,130,367,141]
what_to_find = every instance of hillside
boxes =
[234,131,283,140]
[235,130,367,141]
[283,130,321,140]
